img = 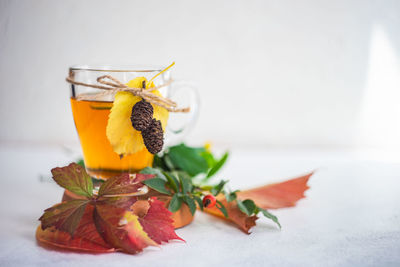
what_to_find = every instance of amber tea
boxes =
[71,98,153,179]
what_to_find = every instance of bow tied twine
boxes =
[66,74,190,113]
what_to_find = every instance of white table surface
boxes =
[0,144,399,267]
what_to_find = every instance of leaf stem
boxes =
[148,62,175,86]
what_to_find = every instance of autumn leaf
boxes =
[36,205,114,253]
[134,172,158,182]
[93,203,158,254]
[98,196,139,210]
[37,158,312,254]
[204,198,258,234]
[203,173,312,233]
[63,188,138,211]
[98,173,149,197]
[237,172,312,209]
[51,163,93,198]
[39,199,90,236]
[130,200,151,217]
[137,198,184,244]
[62,191,182,247]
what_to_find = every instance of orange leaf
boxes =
[203,172,312,233]
[204,199,258,233]
[237,172,312,209]
[36,205,115,253]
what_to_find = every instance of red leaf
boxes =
[137,198,184,244]
[93,203,157,254]
[98,196,139,210]
[98,173,146,197]
[39,199,90,236]
[237,172,312,209]
[203,172,312,233]
[63,189,138,211]
[51,163,93,198]
[134,173,155,183]
[36,205,114,253]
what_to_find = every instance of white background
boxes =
[1,0,400,149]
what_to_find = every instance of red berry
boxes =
[203,194,216,208]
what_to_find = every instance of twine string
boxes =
[66,74,189,112]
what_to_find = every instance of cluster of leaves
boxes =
[139,143,229,216]
[37,143,312,255]
[38,163,182,254]
[141,143,280,228]
[222,189,280,228]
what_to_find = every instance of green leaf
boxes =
[237,199,257,216]
[76,158,85,168]
[168,194,182,213]
[216,200,228,218]
[183,196,197,215]
[201,151,216,168]
[261,209,281,229]
[206,152,229,178]
[51,163,93,198]
[178,173,192,193]
[143,178,171,195]
[193,196,204,211]
[140,167,167,180]
[39,199,90,236]
[225,190,238,202]
[153,154,167,170]
[98,173,144,197]
[163,154,176,171]
[211,180,228,196]
[163,172,179,193]
[237,200,247,215]
[175,170,192,180]
[168,144,209,176]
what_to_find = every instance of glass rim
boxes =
[69,64,164,73]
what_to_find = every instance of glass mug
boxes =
[68,65,199,180]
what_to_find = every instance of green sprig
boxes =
[141,143,281,228]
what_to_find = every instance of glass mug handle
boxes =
[164,81,200,146]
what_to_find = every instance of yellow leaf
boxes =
[106,77,169,156]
